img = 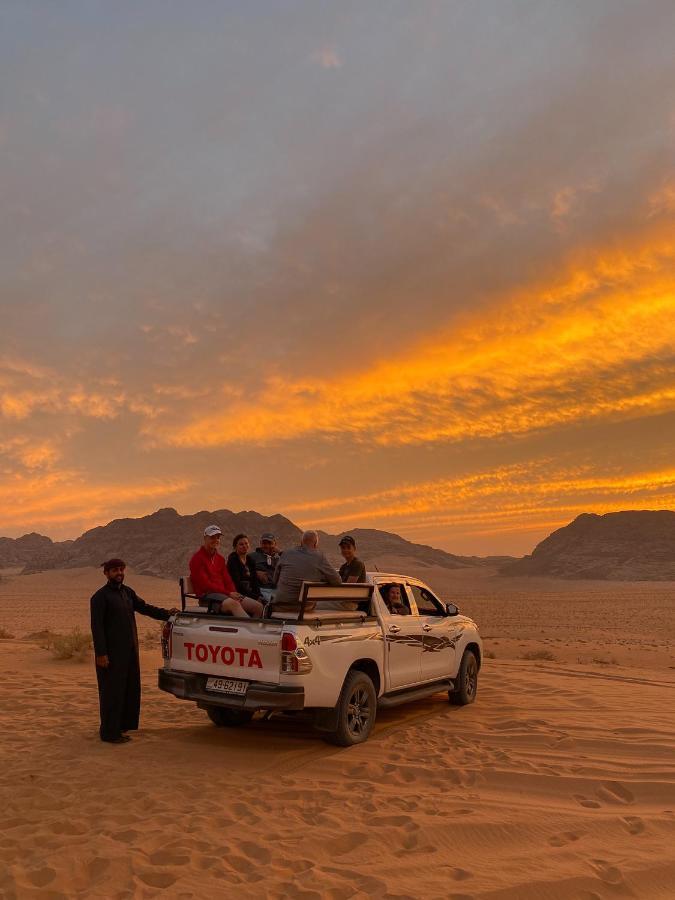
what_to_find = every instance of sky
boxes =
[1,0,674,555]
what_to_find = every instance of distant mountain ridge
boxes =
[501,510,675,580]
[0,507,487,579]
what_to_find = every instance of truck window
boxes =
[409,585,444,616]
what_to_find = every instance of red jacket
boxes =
[189,546,236,597]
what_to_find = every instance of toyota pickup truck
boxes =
[158,573,482,746]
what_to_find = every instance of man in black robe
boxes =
[90,558,177,744]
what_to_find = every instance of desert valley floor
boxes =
[1,565,675,899]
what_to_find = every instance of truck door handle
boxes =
[422,624,432,632]
[388,624,401,633]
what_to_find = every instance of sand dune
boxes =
[1,567,675,898]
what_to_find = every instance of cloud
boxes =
[310,48,342,69]
[0,468,193,535]
[152,228,675,451]
[0,1,673,553]
[284,459,675,542]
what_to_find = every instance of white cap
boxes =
[203,524,222,537]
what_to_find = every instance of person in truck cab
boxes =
[272,530,341,611]
[381,583,410,616]
[189,525,263,617]
[250,532,281,586]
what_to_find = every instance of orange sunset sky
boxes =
[1,2,674,555]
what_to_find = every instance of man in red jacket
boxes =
[189,524,263,617]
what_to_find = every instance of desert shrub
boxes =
[520,649,556,661]
[50,627,92,662]
[141,629,160,648]
[0,626,15,639]
[591,656,619,666]
[484,649,497,659]
[24,629,59,648]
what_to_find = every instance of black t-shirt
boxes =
[339,557,366,583]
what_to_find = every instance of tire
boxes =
[206,707,254,727]
[324,669,377,747]
[449,650,478,705]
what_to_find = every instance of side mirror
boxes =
[445,603,459,616]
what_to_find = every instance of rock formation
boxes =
[2,508,478,579]
[501,510,675,580]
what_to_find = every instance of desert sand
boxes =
[1,565,675,898]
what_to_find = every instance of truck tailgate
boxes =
[169,615,282,684]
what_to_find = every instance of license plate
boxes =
[205,677,248,696]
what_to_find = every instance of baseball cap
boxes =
[338,535,356,547]
[260,532,275,541]
[204,525,222,537]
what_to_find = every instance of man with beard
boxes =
[90,558,177,744]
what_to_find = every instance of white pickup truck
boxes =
[158,573,482,746]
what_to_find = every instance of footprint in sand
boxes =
[27,867,56,888]
[149,850,191,866]
[239,841,272,864]
[137,870,178,889]
[595,781,634,805]
[590,859,624,885]
[85,858,110,880]
[352,873,388,894]
[573,794,601,809]
[370,815,416,828]
[548,831,584,847]
[449,868,472,881]
[226,854,251,874]
[332,832,368,855]
[394,768,416,784]
[112,829,140,843]
[402,833,418,851]
[622,815,646,835]
[275,883,321,900]
[51,821,86,836]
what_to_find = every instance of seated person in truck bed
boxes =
[272,530,341,612]
[227,533,263,601]
[250,532,281,586]
[189,525,263,618]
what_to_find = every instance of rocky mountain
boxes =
[0,533,73,571]
[501,510,675,580]
[1,508,482,579]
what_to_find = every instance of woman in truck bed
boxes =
[227,534,263,602]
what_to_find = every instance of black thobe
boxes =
[90,580,170,741]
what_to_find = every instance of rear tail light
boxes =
[161,620,173,660]
[280,631,312,675]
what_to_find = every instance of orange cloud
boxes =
[280,460,675,545]
[0,357,166,424]
[155,228,675,451]
[0,469,193,533]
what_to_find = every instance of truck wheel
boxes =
[449,650,478,706]
[206,707,254,727]
[324,670,376,747]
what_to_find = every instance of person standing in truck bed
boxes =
[272,530,341,611]
[338,535,366,583]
